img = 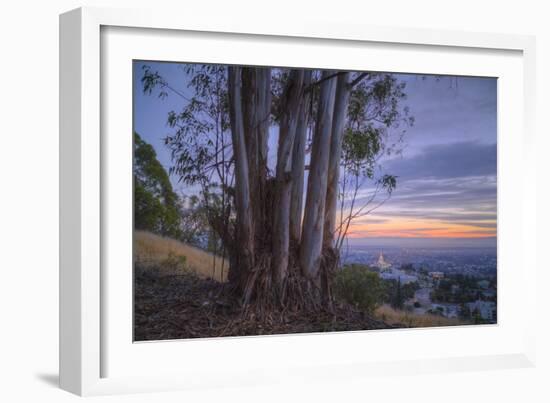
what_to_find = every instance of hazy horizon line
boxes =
[345,236,496,248]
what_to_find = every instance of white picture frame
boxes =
[60,6,537,396]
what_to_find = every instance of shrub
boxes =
[334,265,382,314]
[160,252,188,273]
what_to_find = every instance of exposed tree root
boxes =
[134,264,396,342]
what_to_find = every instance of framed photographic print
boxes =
[60,6,537,396]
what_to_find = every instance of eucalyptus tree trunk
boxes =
[272,69,305,290]
[228,67,351,306]
[227,66,255,286]
[289,71,312,244]
[299,71,337,280]
[242,68,272,247]
[324,72,351,250]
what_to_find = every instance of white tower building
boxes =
[376,252,391,270]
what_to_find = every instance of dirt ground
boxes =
[134,265,395,341]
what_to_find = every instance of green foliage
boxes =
[160,252,188,273]
[334,265,383,314]
[377,174,397,194]
[335,74,412,246]
[178,194,210,246]
[342,126,382,177]
[140,65,236,258]
[331,264,422,314]
[341,73,413,197]
[134,183,164,231]
[149,64,231,189]
[459,303,472,320]
[400,263,415,272]
[134,132,181,237]
[429,274,490,304]
[391,278,404,309]
[140,65,416,262]
[380,278,419,307]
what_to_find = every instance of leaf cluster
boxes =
[334,264,383,314]
[134,132,181,237]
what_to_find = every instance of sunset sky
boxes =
[345,75,496,242]
[134,62,497,245]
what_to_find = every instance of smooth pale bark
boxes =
[257,70,271,177]
[272,69,305,287]
[227,66,254,283]
[242,68,272,245]
[299,71,337,279]
[289,71,312,244]
[323,73,351,249]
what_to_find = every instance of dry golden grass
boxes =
[134,230,228,282]
[135,232,466,328]
[374,304,466,328]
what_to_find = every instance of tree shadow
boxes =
[35,373,59,388]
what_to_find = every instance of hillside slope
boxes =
[134,230,228,282]
[374,304,465,328]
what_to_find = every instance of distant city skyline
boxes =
[344,236,496,248]
[133,62,497,244]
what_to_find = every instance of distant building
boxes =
[429,271,445,280]
[380,271,418,285]
[477,280,490,289]
[467,300,496,321]
[482,289,496,299]
[430,303,459,319]
[375,252,392,271]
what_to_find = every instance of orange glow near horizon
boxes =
[345,216,496,239]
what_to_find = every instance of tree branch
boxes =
[349,72,369,89]
[304,71,346,93]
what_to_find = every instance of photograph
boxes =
[2,0,544,399]
[132,61,497,341]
